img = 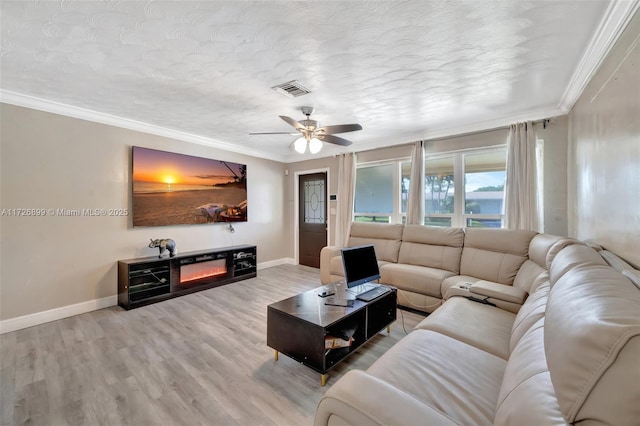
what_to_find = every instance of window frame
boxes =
[354,145,507,228]
[354,159,407,224]
[460,147,507,228]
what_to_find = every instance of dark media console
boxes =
[117,245,256,309]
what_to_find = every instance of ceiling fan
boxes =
[250,107,362,154]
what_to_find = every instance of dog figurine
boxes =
[148,238,177,258]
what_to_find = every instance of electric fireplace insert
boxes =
[177,253,232,289]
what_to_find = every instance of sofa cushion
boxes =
[622,269,640,289]
[600,249,637,272]
[414,297,515,360]
[398,225,464,273]
[367,329,506,426]
[460,228,537,285]
[314,370,459,426]
[509,278,549,352]
[494,318,566,426]
[528,233,576,269]
[545,264,640,424]
[548,244,606,286]
[512,259,546,293]
[381,263,454,298]
[348,222,403,263]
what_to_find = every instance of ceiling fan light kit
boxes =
[251,106,362,155]
[309,137,323,154]
[293,136,323,154]
[294,137,308,154]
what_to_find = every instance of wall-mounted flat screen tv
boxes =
[132,147,247,227]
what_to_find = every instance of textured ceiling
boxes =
[0,0,626,162]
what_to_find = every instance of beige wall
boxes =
[0,104,288,321]
[537,115,569,236]
[568,10,640,267]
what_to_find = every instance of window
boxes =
[354,163,396,223]
[420,149,506,227]
[303,177,325,224]
[424,156,455,227]
[355,147,506,228]
[463,150,506,228]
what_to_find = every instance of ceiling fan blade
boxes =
[249,132,299,135]
[318,134,353,146]
[316,124,363,134]
[279,115,305,131]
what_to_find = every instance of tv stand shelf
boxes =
[118,245,256,309]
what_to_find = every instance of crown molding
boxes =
[559,0,640,112]
[0,90,286,163]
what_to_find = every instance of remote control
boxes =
[318,288,336,297]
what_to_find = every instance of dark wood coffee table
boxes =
[267,283,397,386]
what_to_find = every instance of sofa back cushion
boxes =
[398,225,464,273]
[545,263,640,424]
[527,234,577,269]
[460,229,536,285]
[513,236,576,294]
[548,244,606,286]
[600,249,637,272]
[348,222,404,263]
[512,260,546,294]
[494,317,567,425]
[509,276,549,352]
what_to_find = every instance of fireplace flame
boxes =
[181,260,227,283]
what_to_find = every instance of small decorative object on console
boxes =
[148,238,177,258]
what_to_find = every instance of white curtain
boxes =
[335,152,356,247]
[406,140,425,225]
[505,122,539,231]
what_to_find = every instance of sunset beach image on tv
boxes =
[132,147,247,227]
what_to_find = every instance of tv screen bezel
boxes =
[341,244,381,288]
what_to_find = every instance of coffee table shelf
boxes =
[267,284,397,386]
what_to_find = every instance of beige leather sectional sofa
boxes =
[320,222,574,314]
[315,226,640,425]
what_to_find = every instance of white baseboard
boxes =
[0,295,118,334]
[1,258,297,334]
[257,257,296,270]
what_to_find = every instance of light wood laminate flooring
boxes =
[1,264,425,426]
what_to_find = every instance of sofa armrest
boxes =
[470,281,527,304]
[314,370,458,426]
[320,246,344,284]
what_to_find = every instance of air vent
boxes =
[271,80,311,98]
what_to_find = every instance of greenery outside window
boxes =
[463,150,506,228]
[425,156,455,227]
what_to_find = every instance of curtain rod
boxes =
[355,117,554,155]
[425,117,553,143]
